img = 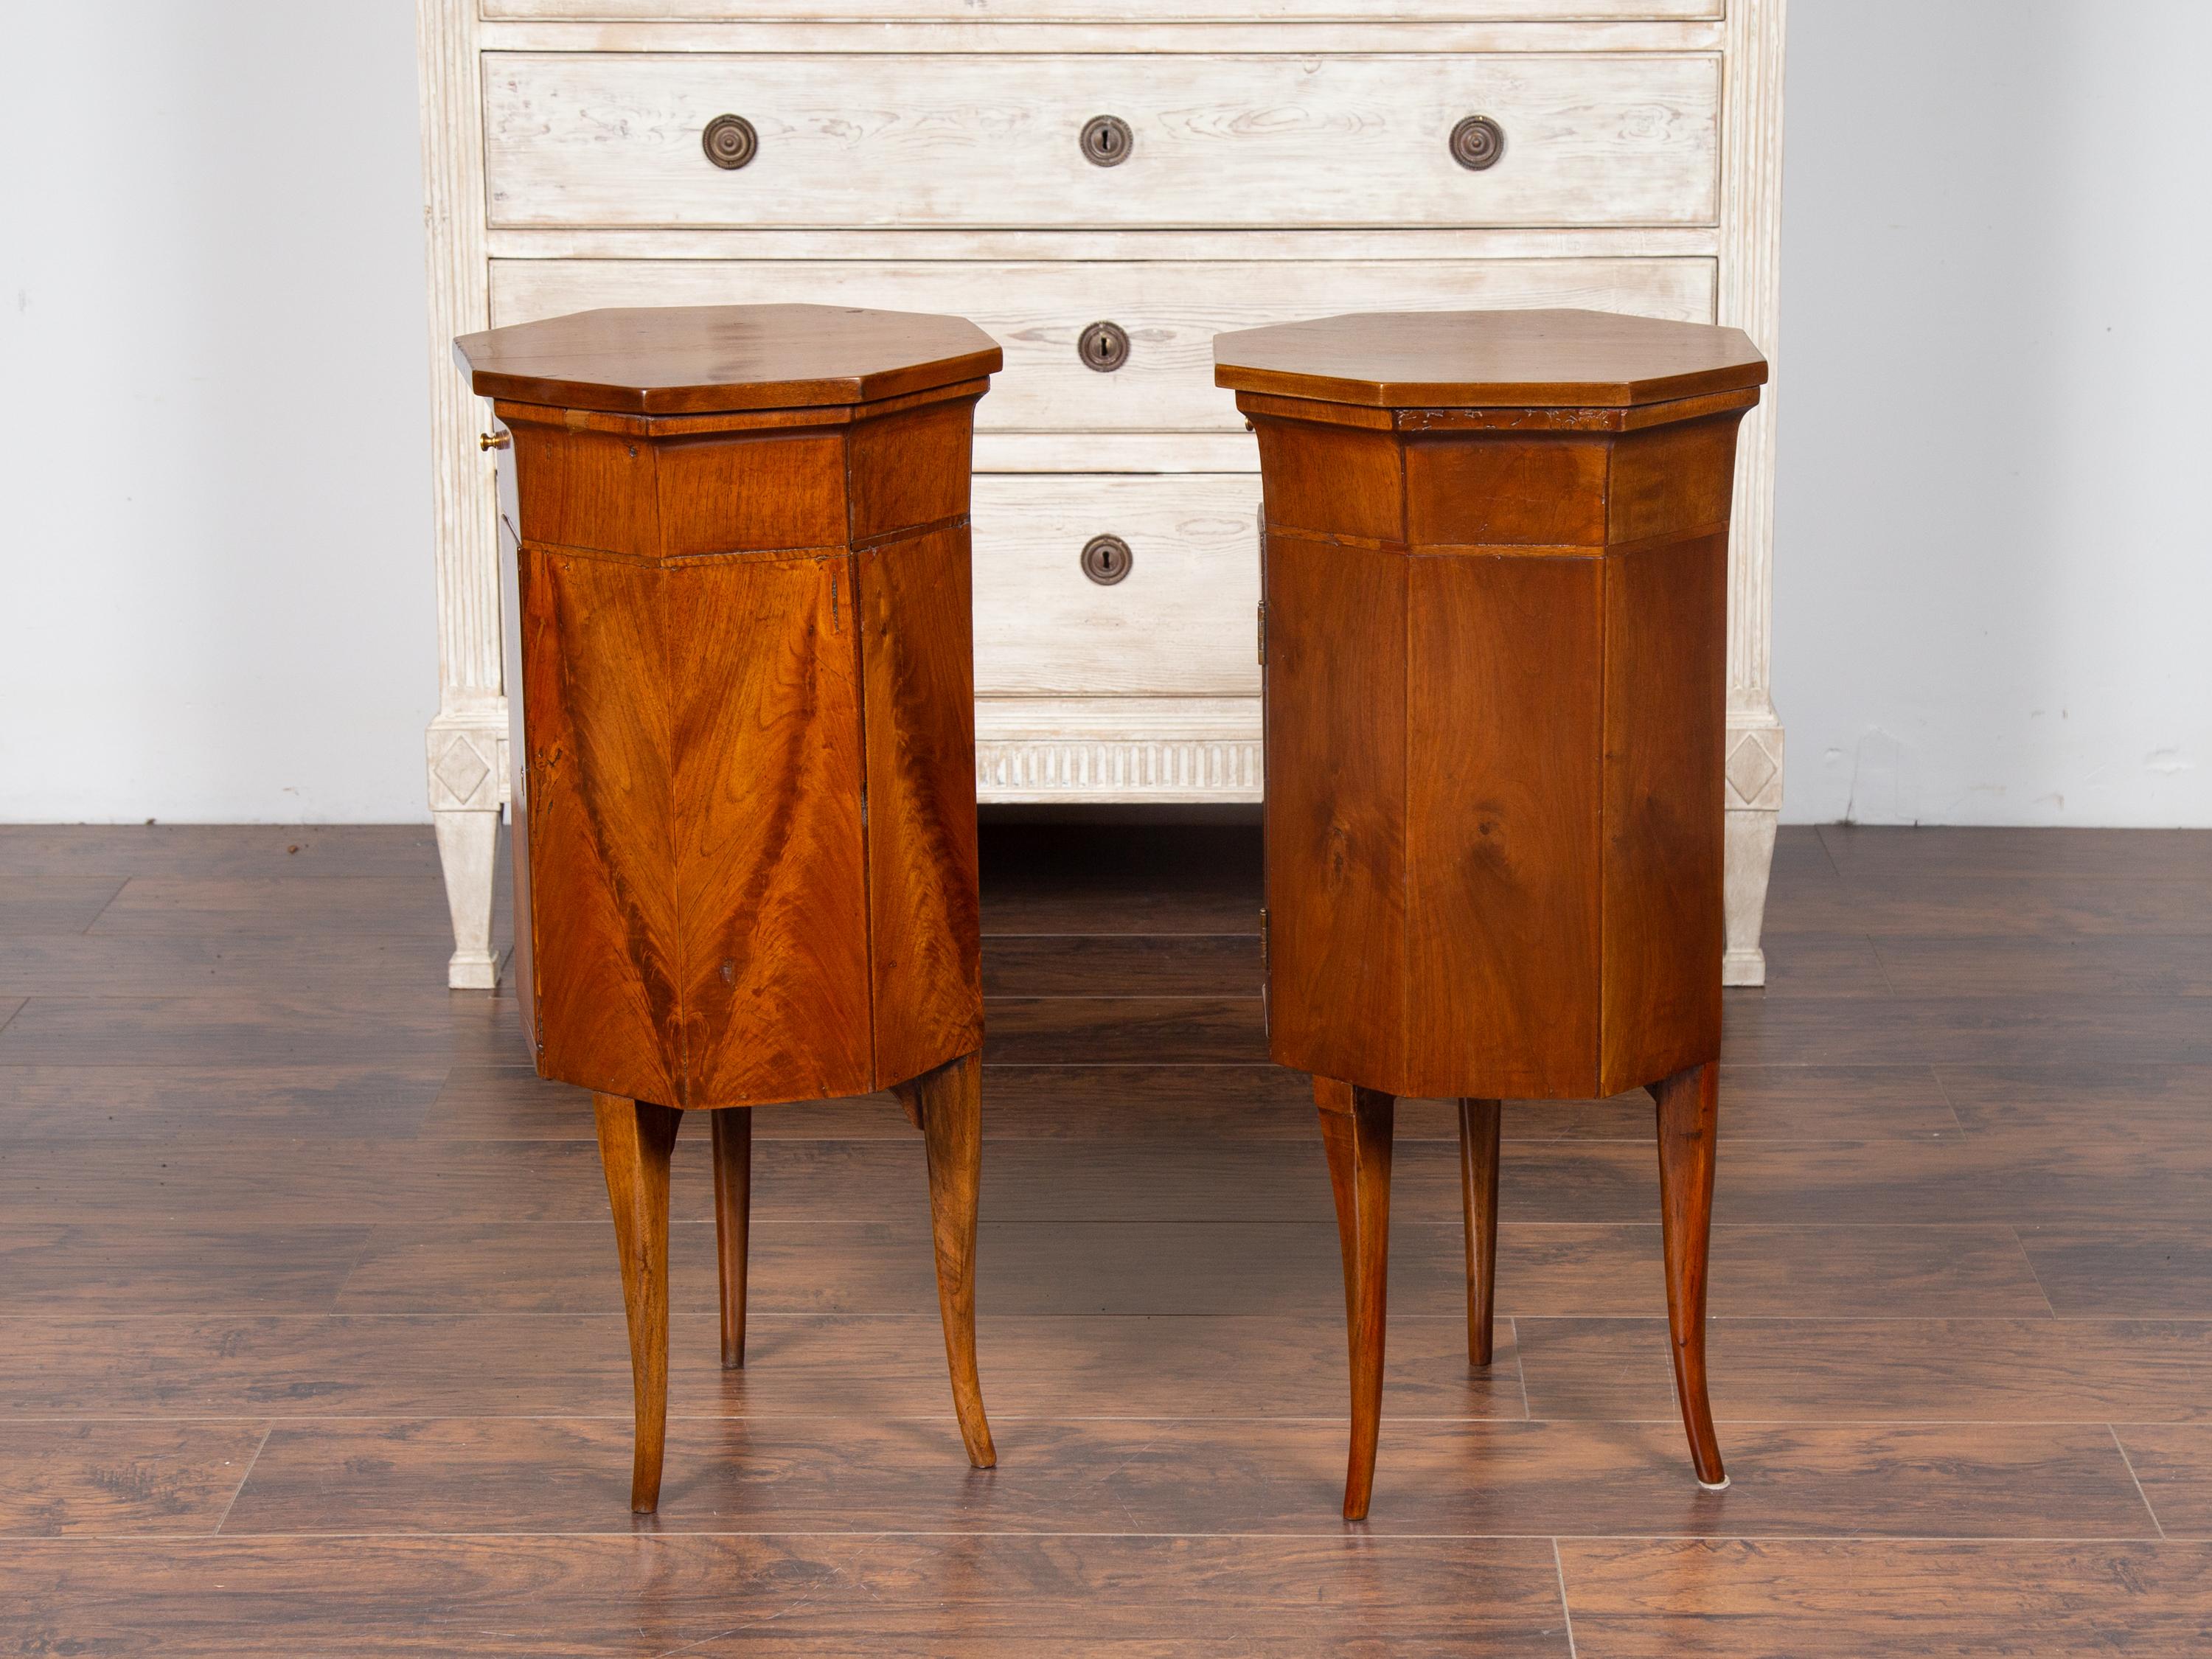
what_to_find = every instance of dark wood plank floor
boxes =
[2,821,2210,1655]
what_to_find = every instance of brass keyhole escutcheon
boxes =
[1450,114,1506,171]
[1081,534,1133,585]
[1078,321,1130,372]
[702,114,759,170]
[1080,114,1134,167]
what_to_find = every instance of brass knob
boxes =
[479,431,510,451]
[1080,115,1133,167]
[703,114,759,170]
[1081,534,1133,585]
[1077,321,1130,372]
[1450,114,1506,171]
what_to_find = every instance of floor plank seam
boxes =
[2004,1222,2067,1319]
[323,1219,392,1313]
[1551,1537,1581,1658]
[10,1412,2197,1428]
[7,1528,2185,1545]
[2109,1425,2169,1540]
[73,877,134,937]
[1919,1061,1971,1137]
[11,1312,2209,1326]
[208,1424,271,1537]
[1506,1314,1534,1419]
[1865,934,1903,996]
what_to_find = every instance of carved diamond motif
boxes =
[432,734,494,809]
[1725,731,1780,809]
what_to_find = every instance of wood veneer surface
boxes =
[1215,306,1767,410]
[455,302,1002,416]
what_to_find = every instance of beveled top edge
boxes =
[1234,383,1763,435]
[1214,307,1768,409]
[454,303,1003,416]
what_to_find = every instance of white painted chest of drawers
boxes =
[416,0,1788,990]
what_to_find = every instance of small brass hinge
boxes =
[1256,602,1267,667]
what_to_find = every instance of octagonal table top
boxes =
[456,303,1003,417]
[1214,308,1767,411]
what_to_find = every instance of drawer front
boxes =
[972,475,1262,698]
[489,1,1718,18]
[484,53,1718,230]
[491,257,1714,432]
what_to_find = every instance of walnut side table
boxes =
[455,303,1004,1512]
[1214,309,1767,1519]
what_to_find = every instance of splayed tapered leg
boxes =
[710,1107,752,1370]
[1649,1059,1725,1488]
[1315,1075,1394,1521]
[594,1092,683,1513]
[895,1050,996,1468]
[1458,1098,1502,1368]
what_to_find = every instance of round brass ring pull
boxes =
[1080,115,1134,167]
[1450,114,1506,170]
[702,114,759,170]
[1078,321,1130,372]
[1081,534,1133,585]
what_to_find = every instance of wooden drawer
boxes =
[489,0,1718,18]
[971,475,1262,698]
[484,53,1719,230]
[491,257,1713,432]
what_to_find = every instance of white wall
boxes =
[1775,0,2212,824]
[2,1,2205,825]
[0,4,435,822]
